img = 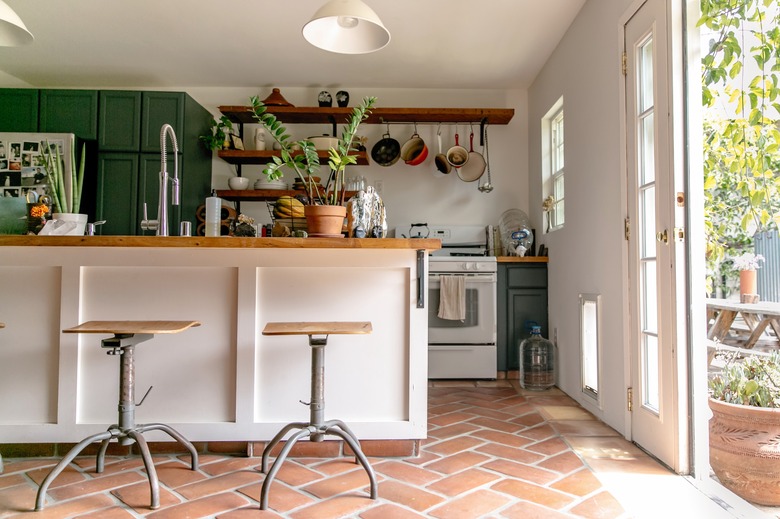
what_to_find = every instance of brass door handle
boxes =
[656,229,668,243]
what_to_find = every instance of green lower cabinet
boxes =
[497,263,549,372]
[96,153,139,236]
[139,154,180,236]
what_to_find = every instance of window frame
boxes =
[542,98,565,232]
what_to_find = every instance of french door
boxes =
[624,0,686,470]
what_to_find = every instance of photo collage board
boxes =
[0,138,57,200]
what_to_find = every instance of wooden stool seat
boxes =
[35,320,200,511]
[258,321,377,510]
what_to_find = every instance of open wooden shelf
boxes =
[216,189,358,202]
[218,106,515,126]
[218,149,368,166]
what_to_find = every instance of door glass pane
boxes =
[642,260,658,333]
[641,112,655,183]
[641,186,656,258]
[643,333,660,412]
[639,38,654,112]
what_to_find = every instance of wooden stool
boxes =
[260,321,378,510]
[35,321,201,511]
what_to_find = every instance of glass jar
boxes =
[518,326,555,390]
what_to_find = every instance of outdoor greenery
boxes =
[710,350,780,406]
[700,0,780,294]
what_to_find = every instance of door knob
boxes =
[656,229,668,243]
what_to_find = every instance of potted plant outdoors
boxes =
[40,139,87,235]
[708,351,780,505]
[249,95,376,236]
[733,252,764,303]
[200,115,235,151]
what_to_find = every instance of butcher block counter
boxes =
[0,236,439,446]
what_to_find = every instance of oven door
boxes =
[428,273,496,344]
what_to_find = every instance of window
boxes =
[542,98,564,231]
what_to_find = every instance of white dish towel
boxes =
[438,275,466,321]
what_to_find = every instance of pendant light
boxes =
[302,0,390,54]
[0,0,33,46]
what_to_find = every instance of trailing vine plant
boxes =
[699,0,780,294]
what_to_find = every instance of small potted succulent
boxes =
[250,95,376,236]
[709,351,780,505]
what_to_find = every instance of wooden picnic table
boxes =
[706,298,780,350]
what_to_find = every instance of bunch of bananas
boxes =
[273,196,305,219]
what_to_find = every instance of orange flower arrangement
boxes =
[29,204,50,219]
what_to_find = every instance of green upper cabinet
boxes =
[0,89,39,132]
[98,91,142,151]
[39,90,99,140]
[141,92,185,153]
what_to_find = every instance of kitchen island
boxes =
[0,236,439,452]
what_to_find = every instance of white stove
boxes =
[396,224,498,379]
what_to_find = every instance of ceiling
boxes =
[0,0,586,91]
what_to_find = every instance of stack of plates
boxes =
[254,179,287,190]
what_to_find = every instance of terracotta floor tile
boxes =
[359,502,428,518]
[201,456,262,476]
[288,495,375,519]
[428,402,470,416]
[217,508,282,518]
[425,451,490,475]
[511,411,547,428]
[0,474,25,490]
[585,456,673,476]
[17,493,116,517]
[552,420,621,437]
[537,451,586,475]
[428,488,510,519]
[483,459,558,485]
[427,422,480,439]
[26,465,87,487]
[176,470,259,500]
[0,483,39,515]
[467,416,524,433]
[462,406,519,421]
[518,423,557,441]
[501,500,575,518]
[471,429,533,448]
[302,467,375,499]
[428,412,477,427]
[475,442,546,465]
[550,468,604,497]
[110,480,181,511]
[537,405,596,421]
[402,450,441,466]
[269,461,323,486]
[424,436,484,456]
[374,460,442,486]
[76,505,138,518]
[525,395,580,406]
[491,478,575,509]
[526,437,570,456]
[426,468,500,496]
[238,479,315,513]
[47,471,144,502]
[460,398,515,410]
[568,490,626,518]
[565,436,646,461]
[155,460,208,488]
[2,459,57,474]
[309,458,368,476]
[375,479,446,511]
[146,492,251,519]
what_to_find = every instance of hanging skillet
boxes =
[371,124,401,167]
[457,128,486,182]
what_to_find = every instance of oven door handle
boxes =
[417,249,425,308]
[429,274,497,284]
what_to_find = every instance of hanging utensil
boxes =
[434,124,451,174]
[458,125,486,182]
[371,123,401,167]
[478,123,494,193]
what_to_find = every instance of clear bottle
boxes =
[518,326,555,390]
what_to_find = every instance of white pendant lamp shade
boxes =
[303,0,390,54]
[0,0,32,46]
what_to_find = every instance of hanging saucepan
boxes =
[401,127,428,166]
[446,126,469,168]
[371,125,401,167]
[434,124,451,174]
[458,129,486,182]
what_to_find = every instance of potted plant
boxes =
[709,351,780,505]
[40,139,87,235]
[249,95,376,236]
[733,252,764,302]
[200,115,234,151]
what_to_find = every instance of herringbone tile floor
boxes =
[0,381,727,518]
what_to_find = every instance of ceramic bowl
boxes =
[228,177,250,190]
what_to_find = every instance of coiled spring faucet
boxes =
[141,124,180,236]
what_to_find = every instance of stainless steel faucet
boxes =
[141,124,180,236]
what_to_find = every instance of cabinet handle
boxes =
[417,249,425,308]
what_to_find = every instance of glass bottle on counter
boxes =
[518,326,555,390]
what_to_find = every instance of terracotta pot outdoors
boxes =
[740,269,759,303]
[304,205,346,237]
[709,397,780,505]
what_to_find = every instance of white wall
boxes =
[529,0,636,434]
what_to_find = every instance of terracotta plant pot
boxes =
[740,269,759,303]
[709,397,780,505]
[304,205,346,237]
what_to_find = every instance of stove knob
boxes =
[461,262,469,270]
[471,262,479,271]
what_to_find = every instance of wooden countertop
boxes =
[0,236,441,251]
[497,256,548,263]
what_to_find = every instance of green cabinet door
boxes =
[497,263,549,371]
[98,91,142,151]
[39,90,99,140]
[0,88,39,132]
[141,92,185,153]
[96,153,139,236]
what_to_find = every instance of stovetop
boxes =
[395,223,493,258]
